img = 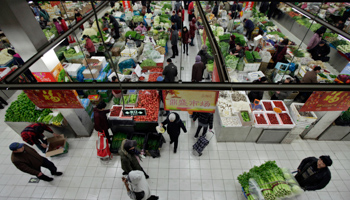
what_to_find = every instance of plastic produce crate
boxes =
[277,113,296,129]
[259,50,272,63]
[253,111,270,128]
[266,112,283,126]
[290,103,317,124]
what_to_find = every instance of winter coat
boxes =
[189,19,197,38]
[244,19,255,31]
[307,33,322,50]
[230,47,245,58]
[54,21,63,33]
[103,20,110,29]
[127,171,151,200]
[60,19,69,32]
[39,20,48,29]
[174,1,182,12]
[302,70,318,83]
[40,9,50,22]
[162,112,187,136]
[188,2,194,14]
[119,140,143,174]
[197,49,214,65]
[193,112,214,129]
[85,38,96,53]
[192,62,205,82]
[248,80,264,102]
[311,43,330,59]
[110,16,120,38]
[11,144,44,176]
[163,63,178,82]
[178,9,185,22]
[212,5,219,17]
[171,30,179,46]
[227,19,235,33]
[273,43,288,63]
[93,108,110,132]
[295,157,331,191]
[182,30,190,44]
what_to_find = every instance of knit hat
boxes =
[169,113,176,122]
[156,76,164,82]
[320,155,333,167]
[195,55,201,62]
[124,140,137,151]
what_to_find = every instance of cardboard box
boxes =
[46,135,69,157]
[83,68,99,79]
[83,59,103,72]
[111,47,121,56]
[91,56,107,67]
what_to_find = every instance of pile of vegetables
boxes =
[206,63,214,72]
[157,39,167,47]
[252,51,262,62]
[129,94,138,104]
[63,48,84,60]
[225,55,239,70]
[5,92,52,122]
[140,59,157,67]
[111,132,127,150]
[145,13,153,19]
[43,29,54,40]
[132,15,144,23]
[219,34,231,41]
[238,161,301,200]
[232,33,246,46]
[52,113,64,126]
[134,90,159,122]
[37,109,53,123]
[245,51,255,63]
[147,137,160,150]
[219,42,230,57]
[82,28,98,37]
[41,114,53,124]
[132,135,145,150]
[331,39,349,47]
[241,111,251,122]
[125,31,137,39]
[337,44,350,53]
[148,72,162,82]
[267,31,285,38]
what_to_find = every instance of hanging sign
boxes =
[122,108,147,116]
[122,1,133,12]
[164,90,219,113]
[32,72,56,82]
[300,91,350,112]
[24,90,83,109]
[244,2,254,12]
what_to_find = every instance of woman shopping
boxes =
[83,35,96,57]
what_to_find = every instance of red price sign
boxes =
[300,91,350,112]
[24,90,83,109]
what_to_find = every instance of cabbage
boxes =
[92,21,103,33]
[146,13,153,19]
[153,30,159,35]
[216,27,224,36]
[82,28,98,37]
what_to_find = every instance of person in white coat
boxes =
[122,170,159,200]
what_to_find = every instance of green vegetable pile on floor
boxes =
[238,160,300,200]
[147,137,159,150]
[132,135,145,150]
[291,49,304,57]
[267,31,285,38]
[219,34,231,41]
[111,132,128,150]
[113,97,120,105]
[252,51,262,62]
[5,92,52,122]
[140,59,157,67]
[37,109,53,123]
[245,51,254,63]
[157,39,167,47]
[232,33,246,46]
[219,42,230,57]
[225,55,239,70]
[132,16,144,23]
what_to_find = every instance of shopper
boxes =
[267,2,279,20]
[295,155,332,191]
[74,9,84,30]
[310,40,330,62]
[193,112,213,139]
[188,1,195,22]
[174,0,182,13]
[182,26,190,55]
[119,139,149,178]
[307,29,323,51]
[271,78,293,100]
[39,16,49,29]
[178,5,185,23]
[122,171,159,200]
[83,35,96,57]
[212,2,219,18]
[161,112,187,153]
[112,76,122,98]
[157,76,169,116]
[7,49,37,83]
[110,1,116,8]
[21,123,60,153]
[134,22,147,33]
[260,2,270,14]
[230,43,244,58]
[248,77,268,102]
[197,45,214,65]
[272,38,289,63]
[229,35,236,50]
[38,6,50,22]
[170,11,179,29]
[227,14,235,33]
[53,18,64,35]
[170,26,179,58]
[192,55,205,82]
[231,2,242,19]
[94,101,112,144]
[163,58,178,82]
[105,13,120,39]
[58,17,68,32]
[189,18,197,46]
[302,66,321,83]
[335,19,345,30]
[243,18,255,40]
[30,4,40,17]
[10,142,63,182]
[102,17,110,32]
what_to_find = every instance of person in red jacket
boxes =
[178,5,185,22]
[58,17,68,32]
[83,35,96,57]
[188,1,194,22]
[189,18,197,46]
[93,101,112,144]
[182,26,190,55]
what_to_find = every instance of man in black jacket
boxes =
[105,13,120,39]
[310,41,330,62]
[295,155,332,191]
[163,58,178,82]
[161,112,187,153]
[193,112,214,139]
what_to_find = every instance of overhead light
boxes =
[292,8,311,19]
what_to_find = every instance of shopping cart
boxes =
[192,130,215,156]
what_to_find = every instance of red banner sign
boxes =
[32,72,56,82]
[244,2,254,12]
[122,1,133,12]
[24,90,83,109]
[300,91,350,112]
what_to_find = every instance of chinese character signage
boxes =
[122,1,133,12]
[243,2,254,12]
[32,72,56,82]
[24,90,83,109]
[164,90,219,113]
[300,91,350,112]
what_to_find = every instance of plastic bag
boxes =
[118,58,136,73]
[144,43,155,52]
[147,50,161,60]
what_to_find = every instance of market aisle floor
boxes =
[1,92,350,200]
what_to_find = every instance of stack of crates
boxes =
[98,90,113,103]
[81,98,94,121]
